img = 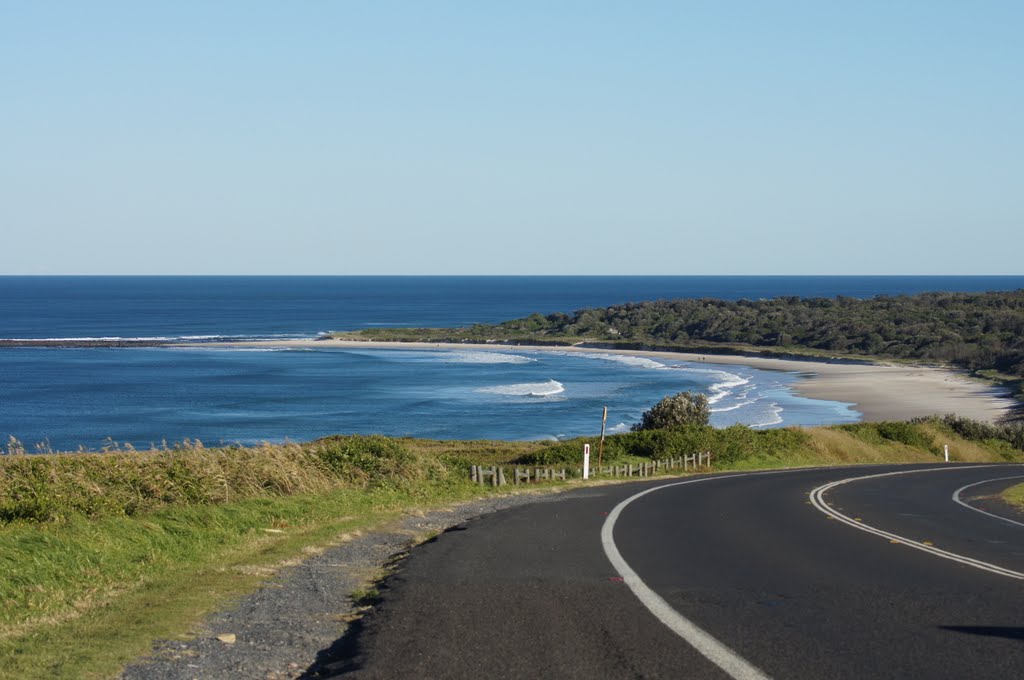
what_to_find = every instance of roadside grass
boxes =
[2,417,1022,679]
[0,482,508,679]
[1002,483,1024,511]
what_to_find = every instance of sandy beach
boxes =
[213,339,1018,424]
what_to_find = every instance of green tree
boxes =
[632,391,711,431]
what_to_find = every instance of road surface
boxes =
[323,464,1024,679]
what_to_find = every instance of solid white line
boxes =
[601,472,789,680]
[809,466,1024,581]
[952,475,1024,529]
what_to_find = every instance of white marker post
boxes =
[944,444,950,462]
[598,406,608,468]
[583,444,591,480]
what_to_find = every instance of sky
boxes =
[2,2,1021,275]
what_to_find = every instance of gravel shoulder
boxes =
[120,490,561,680]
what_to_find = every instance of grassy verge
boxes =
[2,417,1023,678]
[2,488,404,678]
[1002,483,1024,511]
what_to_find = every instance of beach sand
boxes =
[213,339,1017,424]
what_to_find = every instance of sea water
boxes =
[1,276,1021,450]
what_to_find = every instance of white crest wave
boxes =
[750,403,784,428]
[477,379,565,397]
[682,367,752,404]
[443,351,535,364]
[576,353,669,370]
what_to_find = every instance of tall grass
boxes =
[0,436,469,525]
[4,416,1022,527]
[0,435,488,678]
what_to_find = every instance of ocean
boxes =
[2,276,1022,451]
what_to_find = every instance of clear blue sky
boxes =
[2,2,1021,275]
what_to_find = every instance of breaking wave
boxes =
[710,399,758,413]
[749,403,784,428]
[477,379,565,397]
[442,351,536,364]
[574,352,669,370]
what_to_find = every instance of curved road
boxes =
[326,464,1024,679]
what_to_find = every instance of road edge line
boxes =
[601,473,779,680]
[952,475,1024,529]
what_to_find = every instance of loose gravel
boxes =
[120,490,563,680]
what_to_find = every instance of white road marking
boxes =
[809,466,1024,581]
[952,475,1024,528]
[601,472,796,680]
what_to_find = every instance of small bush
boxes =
[914,414,1024,452]
[632,392,710,431]
[930,414,1000,441]
[1000,422,1024,451]
[875,421,931,448]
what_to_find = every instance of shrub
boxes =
[914,414,1024,452]
[930,414,1000,441]
[875,421,931,448]
[632,392,710,431]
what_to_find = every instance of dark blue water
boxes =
[1,276,1021,450]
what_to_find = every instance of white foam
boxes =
[678,366,752,404]
[3,336,175,342]
[608,422,629,433]
[750,403,784,428]
[710,399,758,413]
[443,351,536,365]
[169,346,305,353]
[576,353,669,370]
[477,379,565,397]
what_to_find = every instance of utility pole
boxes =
[598,406,608,468]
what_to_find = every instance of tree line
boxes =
[483,291,1024,378]
[331,290,1024,380]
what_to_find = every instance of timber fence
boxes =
[470,451,712,487]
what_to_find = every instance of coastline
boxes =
[205,338,1017,424]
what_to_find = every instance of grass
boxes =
[1002,483,1024,511]
[2,417,1022,678]
[0,483,504,679]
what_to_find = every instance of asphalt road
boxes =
[325,464,1024,679]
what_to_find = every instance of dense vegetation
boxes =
[331,290,1024,382]
[511,414,1024,467]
